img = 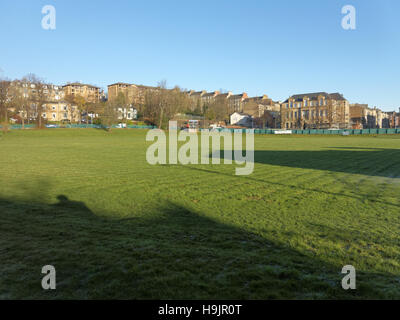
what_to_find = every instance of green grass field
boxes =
[0,129,400,299]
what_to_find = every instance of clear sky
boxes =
[0,0,399,110]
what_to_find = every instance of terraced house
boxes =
[349,104,391,129]
[187,90,250,113]
[186,90,210,111]
[387,109,400,128]
[281,92,350,129]
[42,102,80,122]
[108,82,158,105]
[243,95,281,128]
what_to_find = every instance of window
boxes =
[42,113,47,118]
[52,113,56,119]
[52,106,56,110]
[304,100,308,107]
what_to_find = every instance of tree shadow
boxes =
[254,148,400,178]
[0,193,398,300]
[184,165,400,209]
[212,147,400,178]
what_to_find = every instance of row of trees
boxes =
[1,74,254,131]
[140,81,234,129]
[0,74,120,130]
[0,74,46,128]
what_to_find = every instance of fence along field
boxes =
[0,129,399,299]
[2,124,400,135]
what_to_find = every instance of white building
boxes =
[117,107,138,120]
[230,112,253,127]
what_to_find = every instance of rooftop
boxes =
[63,82,100,89]
[284,92,346,103]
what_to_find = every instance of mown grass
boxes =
[0,129,399,299]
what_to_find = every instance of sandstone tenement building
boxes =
[349,104,390,129]
[3,77,399,128]
[63,83,102,103]
[108,82,158,105]
[281,92,350,129]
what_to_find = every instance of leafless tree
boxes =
[142,81,190,129]
[115,92,129,127]
[23,74,48,128]
[64,94,79,124]
[0,78,11,125]
[207,96,230,122]
[100,100,119,131]
[9,81,30,128]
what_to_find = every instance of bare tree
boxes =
[22,74,48,128]
[100,100,119,131]
[9,81,30,129]
[115,92,128,127]
[327,99,335,129]
[206,96,230,122]
[142,81,190,129]
[314,102,322,129]
[0,78,10,125]
[64,94,78,124]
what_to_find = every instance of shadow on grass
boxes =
[212,147,400,178]
[186,162,400,210]
[253,148,400,178]
[208,145,400,180]
[0,193,398,300]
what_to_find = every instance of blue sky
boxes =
[0,0,399,110]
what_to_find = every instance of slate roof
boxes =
[283,92,346,103]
